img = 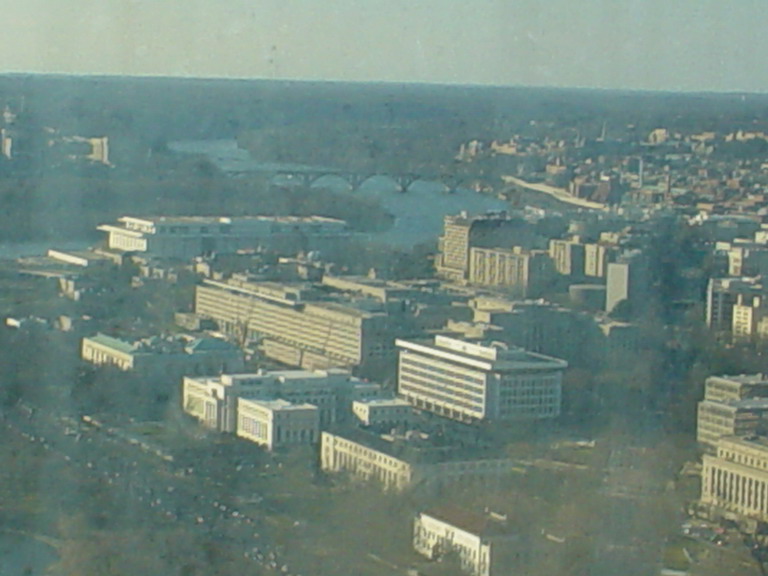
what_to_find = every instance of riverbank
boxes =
[502,175,607,211]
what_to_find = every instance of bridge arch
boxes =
[356,174,405,193]
[308,174,354,192]
[269,173,306,188]
[404,178,452,194]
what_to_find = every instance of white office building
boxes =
[98,215,348,259]
[701,435,768,526]
[697,374,768,452]
[352,398,414,428]
[236,398,319,450]
[320,430,519,492]
[413,508,520,576]
[396,336,567,423]
[182,369,382,432]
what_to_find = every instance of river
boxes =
[169,139,509,247]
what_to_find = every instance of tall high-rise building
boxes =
[436,211,535,283]
[605,251,649,314]
[549,237,586,277]
[468,246,554,297]
[706,277,764,335]
[732,293,767,342]
[583,242,619,278]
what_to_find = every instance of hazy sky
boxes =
[2,0,766,92]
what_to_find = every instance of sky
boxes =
[2,0,766,92]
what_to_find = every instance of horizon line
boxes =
[0,71,765,98]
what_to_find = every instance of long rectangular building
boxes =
[98,215,348,259]
[81,332,244,377]
[182,369,382,431]
[396,336,567,423]
[320,430,519,492]
[701,435,768,526]
[195,278,408,374]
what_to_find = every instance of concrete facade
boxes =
[697,375,768,451]
[468,246,554,297]
[236,398,319,450]
[701,436,768,525]
[549,238,585,277]
[413,508,519,576]
[352,398,414,428]
[98,215,348,260]
[182,369,383,431]
[396,336,567,423]
[436,212,535,284]
[320,430,519,492]
[81,333,244,377]
[194,277,411,375]
[605,253,648,314]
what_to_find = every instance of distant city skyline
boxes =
[2,0,766,93]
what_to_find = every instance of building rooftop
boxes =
[354,398,411,407]
[241,398,318,412]
[734,399,768,410]
[325,427,505,465]
[719,435,768,451]
[714,374,768,385]
[86,333,137,354]
[421,506,516,538]
[212,369,356,388]
[700,398,768,412]
[86,333,237,356]
[397,335,568,372]
[118,215,345,225]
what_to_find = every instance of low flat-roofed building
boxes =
[81,333,244,377]
[46,249,114,268]
[396,335,567,424]
[183,371,269,433]
[352,398,414,428]
[467,296,603,368]
[320,429,517,492]
[703,374,768,404]
[182,369,382,432]
[597,319,641,354]
[194,277,416,375]
[697,374,768,452]
[236,398,319,450]
[701,435,768,526]
[98,215,348,259]
[698,399,768,451]
[414,507,521,576]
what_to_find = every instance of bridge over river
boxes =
[168,139,508,247]
[168,139,482,193]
